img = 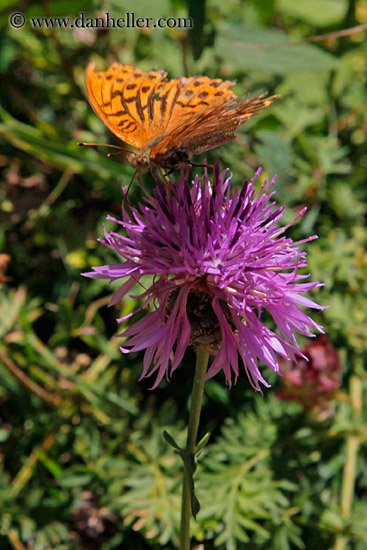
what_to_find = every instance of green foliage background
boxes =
[0,0,366,548]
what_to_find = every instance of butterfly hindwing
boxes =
[151,94,277,164]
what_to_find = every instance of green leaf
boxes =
[195,432,211,454]
[26,0,91,18]
[109,0,171,20]
[255,130,294,176]
[278,0,348,25]
[163,430,200,518]
[58,474,93,488]
[0,106,130,180]
[188,0,207,59]
[216,23,336,74]
[163,429,182,451]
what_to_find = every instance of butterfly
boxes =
[79,62,279,173]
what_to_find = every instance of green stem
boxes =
[179,347,209,550]
[335,376,362,550]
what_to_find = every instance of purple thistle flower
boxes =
[83,166,325,390]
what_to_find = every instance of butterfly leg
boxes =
[158,167,174,192]
[124,169,138,197]
[158,166,169,184]
[189,162,217,192]
[157,167,176,213]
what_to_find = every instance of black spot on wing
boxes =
[117,120,137,132]
[176,100,209,108]
[167,82,182,120]
[108,110,127,117]
[158,89,170,120]
[110,90,122,100]
[147,82,163,123]
[135,90,145,124]
[119,91,139,125]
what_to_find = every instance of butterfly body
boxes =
[84,63,279,171]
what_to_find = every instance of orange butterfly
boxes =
[79,63,279,172]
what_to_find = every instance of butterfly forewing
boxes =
[85,63,167,149]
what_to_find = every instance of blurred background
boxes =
[0,0,366,549]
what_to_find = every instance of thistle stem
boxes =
[179,347,209,550]
[335,376,362,550]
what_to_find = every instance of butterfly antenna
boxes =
[77,143,132,159]
[107,151,125,158]
[77,142,123,150]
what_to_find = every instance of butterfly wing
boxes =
[85,63,168,150]
[150,93,278,166]
[85,64,238,149]
[85,63,278,167]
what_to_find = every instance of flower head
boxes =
[84,166,325,390]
